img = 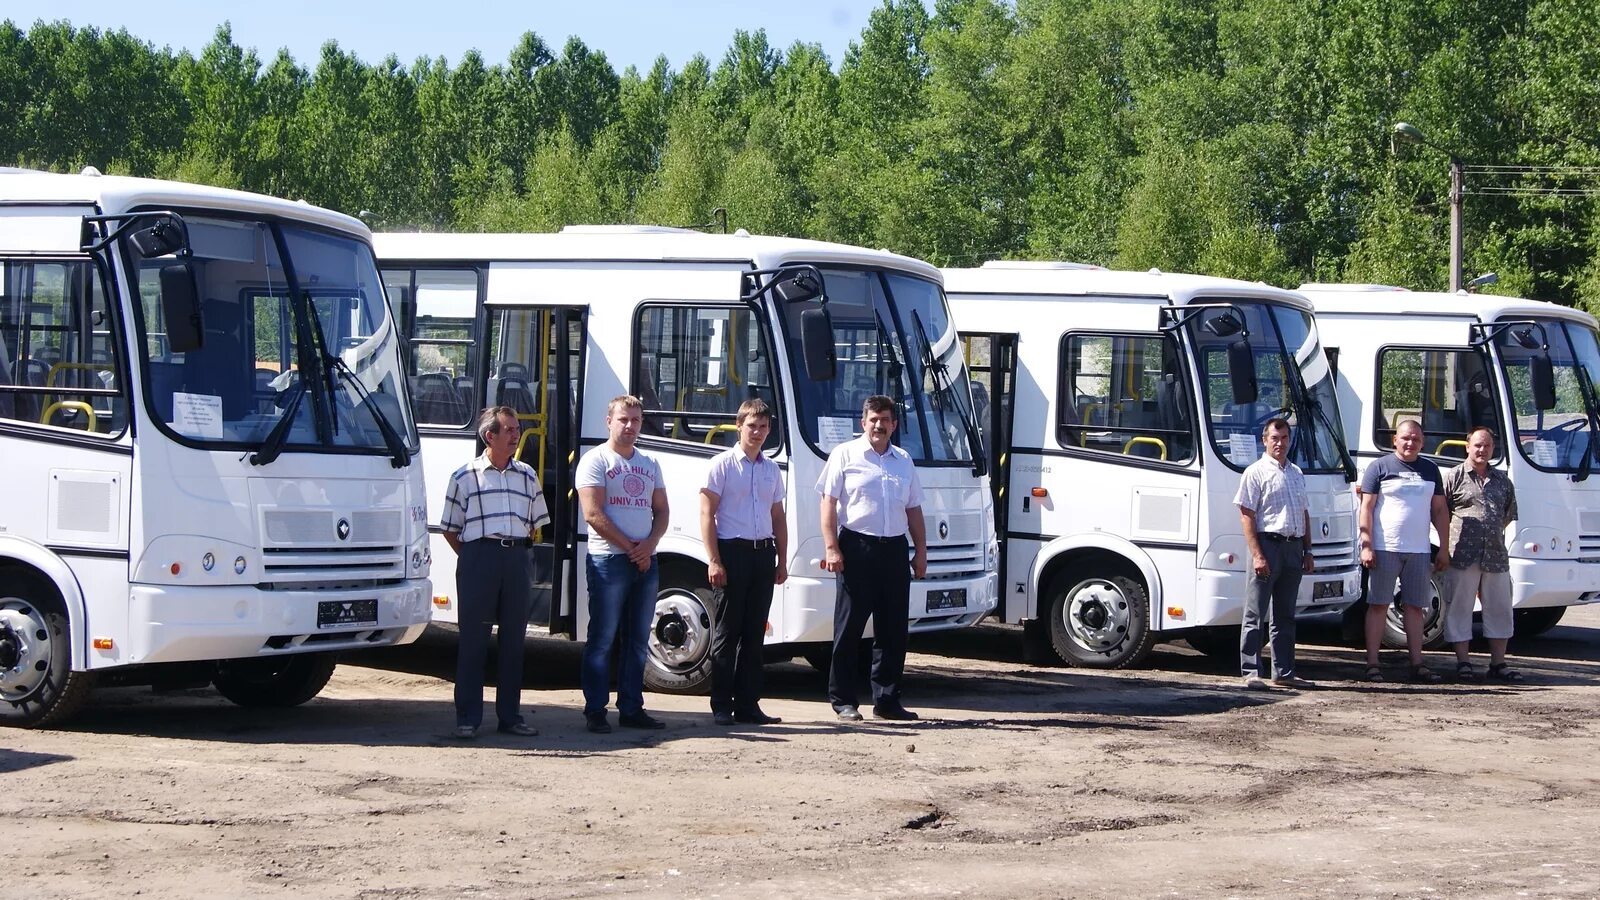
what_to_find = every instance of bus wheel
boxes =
[644,578,717,695]
[1514,606,1566,636]
[212,652,337,707]
[0,581,94,728]
[1381,576,1446,650]
[1048,574,1156,668]
[1183,626,1239,661]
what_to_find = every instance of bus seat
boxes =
[414,372,468,425]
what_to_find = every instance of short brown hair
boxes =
[1466,425,1497,443]
[607,395,643,417]
[862,394,897,420]
[736,398,774,426]
[1262,417,1291,436]
[476,405,519,442]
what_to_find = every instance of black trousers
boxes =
[455,539,532,729]
[830,528,910,710]
[709,539,777,714]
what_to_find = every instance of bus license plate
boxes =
[927,589,967,612]
[1312,581,1344,600]
[318,599,378,629]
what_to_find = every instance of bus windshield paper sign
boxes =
[171,392,224,439]
[1228,432,1258,465]
[817,416,857,451]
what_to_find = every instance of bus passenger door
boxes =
[487,304,588,633]
[960,332,1017,611]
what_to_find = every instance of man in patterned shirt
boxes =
[441,406,549,739]
[1233,417,1316,690]
[1442,426,1522,682]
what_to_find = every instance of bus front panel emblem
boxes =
[337,518,351,541]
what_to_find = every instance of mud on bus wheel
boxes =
[0,573,95,728]
[1046,571,1157,669]
[644,565,718,695]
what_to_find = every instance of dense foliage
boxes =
[3,1,1597,307]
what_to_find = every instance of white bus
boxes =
[946,262,1361,667]
[0,168,433,727]
[1299,283,1600,642]
[374,227,998,693]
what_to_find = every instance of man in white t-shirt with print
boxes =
[577,395,670,733]
[1359,419,1449,683]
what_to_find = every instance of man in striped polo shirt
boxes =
[442,405,549,739]
[1234,417,1316,690]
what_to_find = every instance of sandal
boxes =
[1410,665,1442,684]
[1486,663,1524,682]
[1363,665,1384,683]
[1455,661,1477,682]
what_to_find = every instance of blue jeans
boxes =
[582,553,658,717]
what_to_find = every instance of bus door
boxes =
[960,332,1017,613]
[486,304,589,633]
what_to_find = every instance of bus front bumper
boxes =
[115,579,433,666]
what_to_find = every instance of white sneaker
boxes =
[1242,674,1270,691]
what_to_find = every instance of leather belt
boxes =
[719,538,776,550]
[481,536,533,548]
[841,527,906,545]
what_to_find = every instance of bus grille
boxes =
[260,509,406,585]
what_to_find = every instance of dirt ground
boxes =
[5,606,1600,900]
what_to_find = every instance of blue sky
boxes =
[7,1,911,73]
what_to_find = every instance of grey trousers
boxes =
[455,539,533,729]
[1240,538,1304,678]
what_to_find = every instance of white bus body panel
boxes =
[948,267,1360,636]
[1305,286,1600,612]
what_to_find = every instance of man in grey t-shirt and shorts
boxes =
[1359,419,1450,683]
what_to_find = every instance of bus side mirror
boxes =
[1531,353,1556,411]
[800,307,836,382]
[773,269,822,304]
[1227,339,1258,405]
[160,263,205,354]
[130,217,189,258]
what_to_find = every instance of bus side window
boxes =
[1058,331,1193,464]
[0,258,126,436]
[387,268,478,427]
[634,304,779,449]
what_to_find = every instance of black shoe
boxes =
[618,711,667,730]
[585,713,612,734]
[872,702,920,721]
[734,708,782,725]
[712,710,737,726]
[835,705,864,722]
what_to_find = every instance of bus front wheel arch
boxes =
[1044,565,1156,669]
[0,570,94,728]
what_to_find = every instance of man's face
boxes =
[1393,423,1423,461]
[608,404,642,446]
[737,415,770,454]
[488,413,521,458]
[1467,430,1495,467]
[862,408,897,447]
[1262,424,1291,463]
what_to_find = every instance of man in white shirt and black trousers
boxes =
[441,405,550,739]
[700,398,789,726]
[818,394,928,722]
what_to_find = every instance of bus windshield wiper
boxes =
[912,310,985,475]
[1570,360,1599,482]
[327,354,411,468]
[248,377,307,466]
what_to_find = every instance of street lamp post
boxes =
[1393,121,1464,293]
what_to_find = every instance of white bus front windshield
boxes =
[1499,318,1600,473]
[779,267,978,464]
[1190,300,1349,474]
[134,216,417,454]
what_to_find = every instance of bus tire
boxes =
[1183,625,1239,661]
[643,571,717,695]
[1382,574,1446,650]
[212,652,337,707]
[0,577,94,728]
[1047,573,1156,669]
[1514,606,1565,637]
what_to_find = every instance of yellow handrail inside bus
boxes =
[703,424,738,445]
[41,400,97,431]
[1389,410,1422,430]
[1435,439,1468,456]
[1123,436,1167,460]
